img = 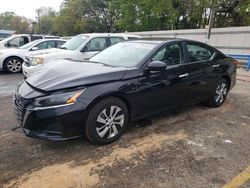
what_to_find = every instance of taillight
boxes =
[232,59,239,65]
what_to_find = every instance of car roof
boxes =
[124,38,182,45]
[77,33,141,38]
[34,38,66,42]
[125,38,210,46]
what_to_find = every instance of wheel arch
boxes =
[85,92,132,121]
[4,56,24,63]
[221,75,231,89]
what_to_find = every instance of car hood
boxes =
[0,42,6,49]
[26,59,128,92]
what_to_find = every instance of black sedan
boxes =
[14,39,237,145]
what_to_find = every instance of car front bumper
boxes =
[14,95,88,141]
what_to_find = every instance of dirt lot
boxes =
[0,69,250,188]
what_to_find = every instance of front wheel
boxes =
[4,57,23,73]
[85,97,129,145]
[206,78,229,107]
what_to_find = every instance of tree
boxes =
[53,0,87,36]
[31,0,250,35]
[0,12,31,33]
[36,7,57,34]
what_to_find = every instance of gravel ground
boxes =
[0,69,250,188]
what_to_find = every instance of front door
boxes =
[136,42,189,117]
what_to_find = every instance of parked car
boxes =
[0,39,66,73]
[14,39,237,144]
[0,34,60,49]
[22,33,141,77]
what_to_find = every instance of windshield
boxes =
[89,42,157,67]
[19,40,39,49]
[61,35,88,51]
[0,36,14,44]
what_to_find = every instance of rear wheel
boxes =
[206,79,229,107]
[4,57,23,73]
[85,97,129,145]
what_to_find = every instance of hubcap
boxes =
[215,82,227,104]
[7,59,22,72]
[96,106,124,139]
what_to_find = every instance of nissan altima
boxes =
[13,39,237,145]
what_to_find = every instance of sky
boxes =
[0,0,63,19]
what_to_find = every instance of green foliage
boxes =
[0,12,31,33]
[53,0,87,36]
[52,0,123,35]
[1,0,250,35]
[34,7,57,34]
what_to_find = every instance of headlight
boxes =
[32,89,86,107]
[30,57,44,66]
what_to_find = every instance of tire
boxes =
[85,97,129,145]
[206,78,229,107]
[3,57,23,73]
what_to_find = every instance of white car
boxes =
[23,33,141,77]
[0,34,60,49]
[0,39,66,73]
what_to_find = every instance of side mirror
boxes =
[4,42,10,47]
[31,47,39,51]
[147,61,167,73]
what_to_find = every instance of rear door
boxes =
[180,41,216,103]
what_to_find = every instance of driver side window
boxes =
[35,41,56,50]
[152,43,182,66]
[9,37,24,47]
[85,37,107,52]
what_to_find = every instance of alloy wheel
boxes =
[215,82,228,104]
[7,59,22,73]
[96,106,125,139]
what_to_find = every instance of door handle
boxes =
[179,73,190,78]
[212,64,220,68]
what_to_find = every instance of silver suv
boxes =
[23,33,140,77]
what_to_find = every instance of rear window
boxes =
[57,41,66,48]
[186,42,214,62]
[110,37,124,45]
